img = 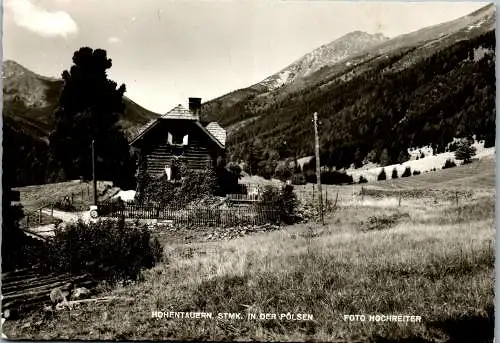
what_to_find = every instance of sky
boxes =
[2,0,491,113]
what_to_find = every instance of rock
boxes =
[72,287,91,300]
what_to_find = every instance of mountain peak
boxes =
[259,31,389,90]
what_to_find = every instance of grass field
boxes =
[14,180,119,212]
[4,158,495,342]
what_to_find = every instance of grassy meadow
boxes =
[4,159,495,342]
[15,180,119,212]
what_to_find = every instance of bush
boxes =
[455,139,477,164]
[377,168,387,181]
[42,219,163,282]
[261,184,299,224]
[391,168,398,179]
[443,159,457,169]
[401,167,412,177]
[216,165,240,195]
[137,160,218,207]
[412,170,421,176]
[358,175,368,184]
[321,170,353,185]
[53,197,77,212]
[305,170,353,185]
[274,163,293,182]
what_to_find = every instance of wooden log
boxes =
[2,273,66,291]
[2,277,93,302]
[2,274,91,294]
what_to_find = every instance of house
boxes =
[130,97,226,179]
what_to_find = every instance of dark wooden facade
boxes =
[130,116,225,178]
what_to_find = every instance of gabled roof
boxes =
[206,122,226,147]
[161,104,199,120]
[129,104,224,149]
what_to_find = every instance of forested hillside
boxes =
[2,60,159,187]
[223,30,495,171]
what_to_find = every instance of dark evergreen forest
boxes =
[226,31,495,172]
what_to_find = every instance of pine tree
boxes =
[391,168,398,179]
[455,139,477,164]
[377,168,387,181]
[48,47,132,187]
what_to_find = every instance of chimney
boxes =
[188,97,202,117]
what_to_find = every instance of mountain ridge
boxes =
[257,31,389,91]
[2,59,160,186]
[200,3,495,173]
[2,60,160,140]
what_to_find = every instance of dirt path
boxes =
[41,209,90,223]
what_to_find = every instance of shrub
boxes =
[216,165,240,195]
[274,163,293,182]
[443,159,457,169]
[53,197,77,212]
[448,142,458,152]
[137,160,218,207]
[391,168,398,179]
[377,168,387,181]
[401,167,412,177]
[321,170,353,185]
[43,219,163,282]
[303,170,353,185]
[261,184,299,224]
[455,139,477,164]
[412,170,421,176]
[358,175,368,184]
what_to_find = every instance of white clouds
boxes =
[5,0,78,38]
[108,36,121,44]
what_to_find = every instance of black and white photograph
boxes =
[1,0,496,341]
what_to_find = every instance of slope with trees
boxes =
[2,59,158,187]
[224,30,495,175]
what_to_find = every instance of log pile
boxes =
[1,267,96,319]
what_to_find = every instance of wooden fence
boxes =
[99,202,281,226]
[226,193,262,202]
[22,204,59,229]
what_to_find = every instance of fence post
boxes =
[39,209,42,224]
[334,191,339,209]
[51,204,54,216]
[312,183,315,203]
[398,194,402,207]
[361,186,365,201]
[325,187,328,210]
[455,191,459,207]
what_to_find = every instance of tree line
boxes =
[225,31,495,174]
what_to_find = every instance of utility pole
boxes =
[92,139,97,206]
[313,112,324,225]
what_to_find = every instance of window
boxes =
[167,132,188,146]
[164,165,172,180]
